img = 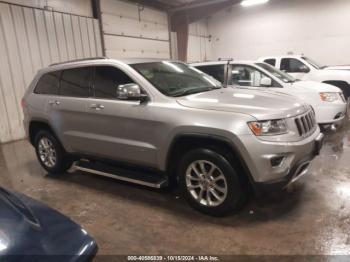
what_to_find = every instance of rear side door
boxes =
[83,65,159,167]
[47,66,93,153]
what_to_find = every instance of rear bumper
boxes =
[252,133,324,194]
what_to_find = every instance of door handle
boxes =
[48,100,60,106]
[89,104,104,110]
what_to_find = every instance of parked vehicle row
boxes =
[258,55,350,99]
[22,58,324,217]
[191,60,347,126]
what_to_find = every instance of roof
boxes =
[191,60,258,66]
[259,55,303,60]
[118,58,176,65]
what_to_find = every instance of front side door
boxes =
[280,58,310,80]
[83,65,159,167]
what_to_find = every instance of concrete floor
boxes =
[1,123,350,256]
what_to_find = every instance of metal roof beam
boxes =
[170,0,232,13]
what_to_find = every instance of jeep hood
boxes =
[176,88,309,120]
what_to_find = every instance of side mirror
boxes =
[117,83,148,102]
[299,65,310,73]
[260,77,272,87]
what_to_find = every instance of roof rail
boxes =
[50,57,109,67]
[218,58,234,62]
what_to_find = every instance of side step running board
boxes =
[74,160,168,189]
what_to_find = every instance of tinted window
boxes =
[94,66,134,99]
[34,71,61,95]
[264,59,276,67]
[230,65,275,87]
[60,67,92,97]
[195,65,225,83]
[281,58,308,73]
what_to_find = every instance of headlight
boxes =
[320,92,340,102]
[248,119,288,136]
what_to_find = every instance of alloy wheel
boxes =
[185,160,228,207]
[38,137,57,168]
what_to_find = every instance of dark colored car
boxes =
[0,186,97,261]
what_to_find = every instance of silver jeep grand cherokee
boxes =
[22,58,324,216]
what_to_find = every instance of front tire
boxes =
[34,130,73,174]
[178,148,247,216]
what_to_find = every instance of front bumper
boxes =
[238,128,323,192]
[315,102,347,124]
[253,133,324,193]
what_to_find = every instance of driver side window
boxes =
[231,65,274,87]
[280,58,309,73]
[94,66,135,99]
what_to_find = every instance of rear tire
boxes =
[178,148,247,216]
[34,130,73,174]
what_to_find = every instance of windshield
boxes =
[256,62,296,83]
[302,56,323,69]
[131,61,222,97]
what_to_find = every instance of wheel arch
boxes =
[322,80,350,98]
[165,133,255,191]
[29,120,57,146]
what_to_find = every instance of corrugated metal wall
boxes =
[100,0,170,59]
[0,2,102,143]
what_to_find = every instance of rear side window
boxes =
[60,67,92,97]
[264,59,276,67]
[195,65,225,83]
[94,66,134,99]
[34,71,61,95]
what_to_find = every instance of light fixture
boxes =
[241,0,269,7]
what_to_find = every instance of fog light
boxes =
[270,156,285,167]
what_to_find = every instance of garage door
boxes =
[100,0,170,59]
[0,2,102,143]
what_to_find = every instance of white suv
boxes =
[258,55,350,99]
[191,60,347,126]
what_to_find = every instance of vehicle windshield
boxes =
[302,56,323,69]
[131,61,222,97]
[255,62,297,83]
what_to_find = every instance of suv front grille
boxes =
[294,111,317,137]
